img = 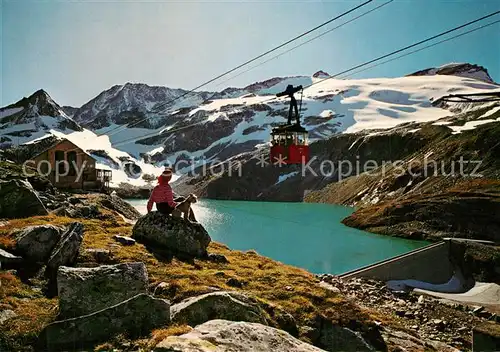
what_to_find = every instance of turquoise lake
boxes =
[127,199,427,274]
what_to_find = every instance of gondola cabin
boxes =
[270,124,310,164]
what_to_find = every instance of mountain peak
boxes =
[32,89,50,97]
[2,89,63,116]
[313,70,330,78]
[407,63,496,84]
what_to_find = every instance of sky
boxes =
[1,0,499,107]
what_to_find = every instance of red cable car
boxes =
[269,85,310,165]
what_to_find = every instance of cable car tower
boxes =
[270,85,310,164]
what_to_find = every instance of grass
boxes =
[0,211,380,351]
[0,272,58,352]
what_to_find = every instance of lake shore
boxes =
[1,159,497,351]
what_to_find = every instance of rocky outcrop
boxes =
[112,184,152,199]
[317,275,493,351]
[341,192,500,242]
[14,225,62,262]
[39,293,170,351]
[315,319,375,352]
[57,262,149,318]
[0,179,48,218]
[154,319,325,352]
[171,291,268,327]
[52,204,102,219]
[408,63,496,84]
[45,222,84,279]
[96,194,142,220]
[132,212,211,258]
[382,329,460,352]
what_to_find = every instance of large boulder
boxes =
[171,291,268,327]
[45,222,84,279]
[0,179,48,219]
[57,262,149,318]
[132,211,211,257]
[14,225,62,262]
[154,319,325,352]
[39,293,170,351]
[316,319,375,352]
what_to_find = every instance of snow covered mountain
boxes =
[100,63,498,172]
[407,63,495,83]
[0,90,163,187]
[0,89,82,147]
[72,83,213,129]
[2,62,498,187]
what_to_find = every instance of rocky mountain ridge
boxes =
[1,63,498,189]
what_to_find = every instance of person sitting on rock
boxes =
[147,167,197,222]
[147,167,178,215]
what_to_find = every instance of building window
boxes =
[55,150,66,175]
[67,151,77,176]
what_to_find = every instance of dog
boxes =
[171,194,198,222]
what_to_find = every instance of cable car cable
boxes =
[110,11,499,149]
[337,19,500,80]
[209,0,394,93]
[301,10,500,91]
[99,0,376,139]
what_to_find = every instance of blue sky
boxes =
[2,0,499,107]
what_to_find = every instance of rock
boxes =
[404,311,415,319]
[382,328,459,352]
[207,253,229,263]
[0,179,48,219]
[273,310,298,337]
[84,248,112,263]
[154,282,172,296]
[39,293,170,351]
[432,319,446,331]
[57,262,149,318]
[418,295,425,304]
[0,309,17,324]
[52,205,101,219]
[316,318,375,352]
[75,205,101,218]
[319,281,341,294]
[68,197,82,205]
[14,225,62,262]
[45,222,84,279]
[132,211,211,258]
[97,194,142,221]
[170,291,268,327]
[0,248,22,265]
[395,310,405,317]
[154,319,325,352]
[113,235,136,246]
[226,277,244,288]
[472,306,485,315]
[473,321,500,352]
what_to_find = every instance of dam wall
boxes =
[340,241,454,284]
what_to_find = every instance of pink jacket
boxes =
[147,184,177,212]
